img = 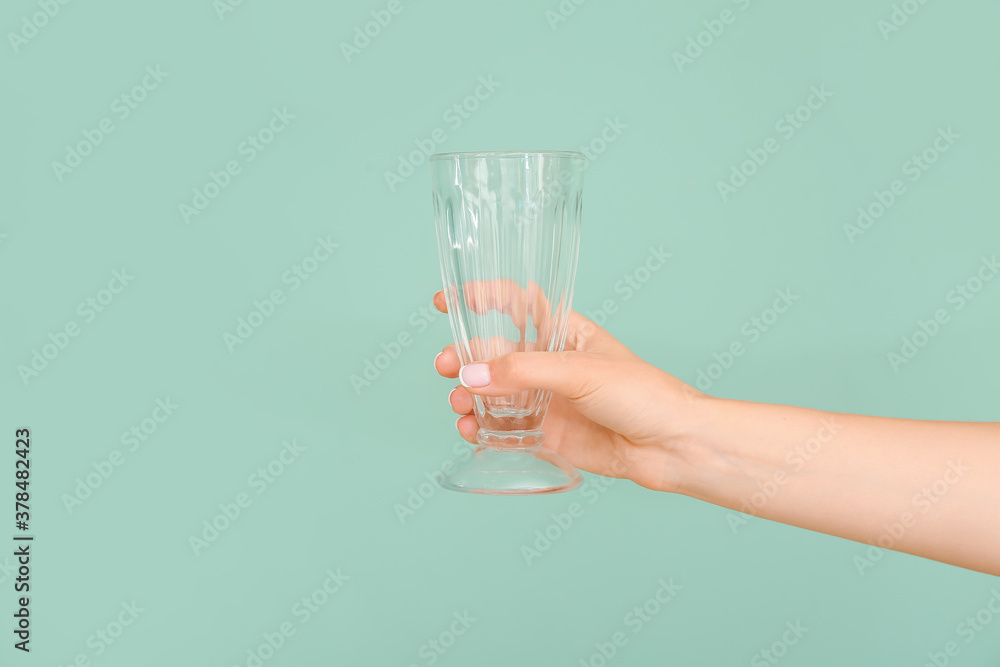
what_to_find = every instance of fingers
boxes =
[439,372,476,442]
[433,281,559,350]
[455,415,478,443]
[436,336,525,373]
[448,386,475,415]
[434,344,460,378]
[463,279,552,331]
[449,385,477,443]
[469,334,518,361]
[433,290,448,314]
[468,279,560,349]
[433,288,620,354]
[458,350,598,401]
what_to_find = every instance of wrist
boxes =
[653,390,842,511]
[656,389,733,497]
[623,374,733,496]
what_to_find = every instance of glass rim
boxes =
[429,150,586,161]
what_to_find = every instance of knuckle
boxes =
[501,353,522,381]
[560,351,595,398]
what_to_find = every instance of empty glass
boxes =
[430,151,586,494]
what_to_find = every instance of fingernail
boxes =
[433,351,443,370]
[448,387,457,404]
[455,416,464,430]
[459,363,490,388]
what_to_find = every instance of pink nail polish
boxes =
[459,363,490,388]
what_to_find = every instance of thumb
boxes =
[459,351,598,399]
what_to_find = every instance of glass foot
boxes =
[441,445,583,495]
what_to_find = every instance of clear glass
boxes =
[430,150,586,494]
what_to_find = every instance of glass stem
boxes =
[477,429,545,451]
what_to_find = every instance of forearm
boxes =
[669,396,1000,576]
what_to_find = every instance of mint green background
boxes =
[2,0,999,665]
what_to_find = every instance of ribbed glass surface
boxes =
[431,152,585,435]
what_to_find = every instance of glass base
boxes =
[441,444,583,495]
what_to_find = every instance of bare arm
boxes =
[671,397,1000,575]
[432,291,1000,577]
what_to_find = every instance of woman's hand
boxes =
[429,289,1000,576]
[430,290,709,494]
